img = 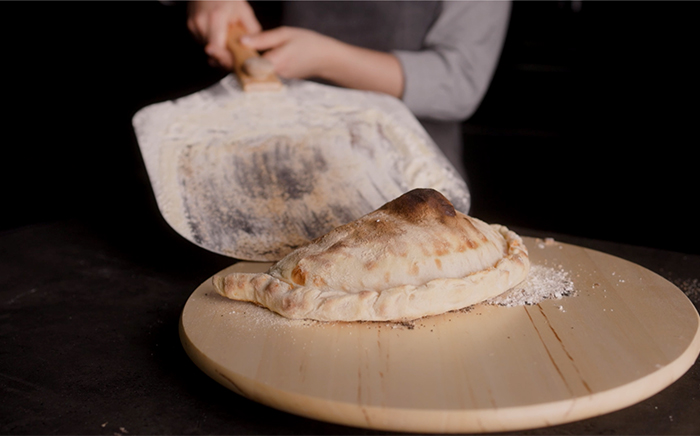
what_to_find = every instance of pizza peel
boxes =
[180,237,700,433]
[132,24,468,261]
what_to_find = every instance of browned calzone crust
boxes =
[213,189,529,321]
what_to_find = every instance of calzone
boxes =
[213,189,529,321]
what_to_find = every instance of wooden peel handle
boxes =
[226,23,260,73]
[226,23,283,92]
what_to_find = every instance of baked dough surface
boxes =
[214,189,529,321]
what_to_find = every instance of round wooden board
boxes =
[179,237,700,433]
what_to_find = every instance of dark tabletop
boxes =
[1,211,699,435]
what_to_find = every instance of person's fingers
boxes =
[187,12,209,44]
[207,9,229,47]
[205,43,233,69]
[186,18,200,42]
[260,47,283,68]
[261,45,302,79]
[242,26,293,51]
[206,10,234,68]
[186,2,203,41]
[186,1,263,70]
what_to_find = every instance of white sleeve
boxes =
[393,1,511,122]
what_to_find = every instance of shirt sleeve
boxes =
[393,1,511,122]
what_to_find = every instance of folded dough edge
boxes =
[213,224,529,322]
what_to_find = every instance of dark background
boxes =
[3,1,698,255]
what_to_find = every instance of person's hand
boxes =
[242,26,404,98]
[187,0,261,69]
[240,27,338,79]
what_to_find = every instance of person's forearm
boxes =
[318,40,404,99]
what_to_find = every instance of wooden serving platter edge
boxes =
[180,237,700,433]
